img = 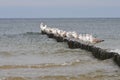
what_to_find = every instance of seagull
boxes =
[40,23,47,32]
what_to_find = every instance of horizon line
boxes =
[0,17,120,19]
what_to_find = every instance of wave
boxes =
[109,49,120,54]
[0,32,43,39]
[1,75,94,80]
[0,32,42,36]
[22,32,42,35]
[0,51,13,57]
[0,59,81,69]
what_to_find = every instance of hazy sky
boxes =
[0,0,120,18]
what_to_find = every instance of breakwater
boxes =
[40,24,120,67]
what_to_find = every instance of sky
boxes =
[0,0,120,18]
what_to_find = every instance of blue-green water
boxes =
[0,18,120,80]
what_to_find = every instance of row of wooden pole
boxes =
[41,31,120,67]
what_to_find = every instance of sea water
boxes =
[0,18,120,80]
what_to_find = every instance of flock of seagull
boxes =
[40,23,104,44]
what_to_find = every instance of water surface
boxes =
[0,18,120,80]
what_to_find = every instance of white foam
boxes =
[110,49,120,54]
